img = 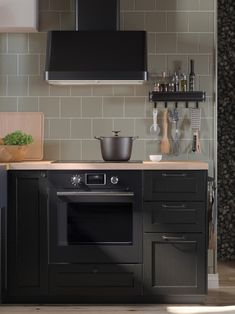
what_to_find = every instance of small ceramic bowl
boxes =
[149,154,162,162]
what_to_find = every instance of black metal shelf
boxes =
[149,91,206,103]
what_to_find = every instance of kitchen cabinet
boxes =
[144,170,207,201]
[0,167,7,303]
[144,201,205,233]
[3,168,208,303]
[0,0,38,32]
[143,170,208,301]
[6,171,48,298]
[144,233,207,296]
[49,264,142,297]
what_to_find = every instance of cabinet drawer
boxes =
[143,233,207,295]
[144,170,207,201]
[144,202,206,233]
[49,264,142,296]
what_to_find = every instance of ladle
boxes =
[150,108,160,136]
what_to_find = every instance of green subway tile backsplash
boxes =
[0,0,215,161]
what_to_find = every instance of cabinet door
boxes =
[143,233,207,295]
[7,171,48,297]
[144,170,207,201]
[144,202,206,233]
[49,264,142,296]
[0,0,38,32]
[0,167,7,302]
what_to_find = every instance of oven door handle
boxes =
[56,191,134,197]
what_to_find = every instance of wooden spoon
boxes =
[160,109,170,154]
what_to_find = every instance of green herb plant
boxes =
[3,130,33,146]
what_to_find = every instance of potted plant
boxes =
[0,130,33,162]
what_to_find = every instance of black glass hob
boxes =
[52,160,143,163]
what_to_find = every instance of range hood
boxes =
[45,0,148,85]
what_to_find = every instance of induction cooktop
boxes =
[52,160,143,163]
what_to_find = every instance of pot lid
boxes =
[95,131,138,139]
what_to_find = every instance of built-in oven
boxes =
[48,170,142,264]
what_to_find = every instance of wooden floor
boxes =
[0,262,235,314]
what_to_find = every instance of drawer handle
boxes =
[162,235,185,241]
[162,204,185,209]
[162,173,187,177]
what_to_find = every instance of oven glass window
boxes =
[58,202,133,245]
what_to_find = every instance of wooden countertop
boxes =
[4,161,208,170]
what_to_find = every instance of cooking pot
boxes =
[95,131,138,161]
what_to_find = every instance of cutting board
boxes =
[0,112,44,160]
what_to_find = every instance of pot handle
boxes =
[112,131,121,137]
[94,136,102,140]
[132,136,139,140]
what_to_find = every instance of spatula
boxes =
[160,109,170,154]
[191,107,201,153]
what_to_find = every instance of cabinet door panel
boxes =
[7,171,48,297]
[144,171,207,201]
[144,202,205,232]
[143,233,207,295]
[49,264,142,296]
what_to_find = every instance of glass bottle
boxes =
[180,73,187,92]
[189,59,196,91]
[172,72,179,92]
[160,72,168,92]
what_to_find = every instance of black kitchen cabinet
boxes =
[144,170,207,201]
[49,264,142,296]
[144,201,205,233]
[143,233,207,295]
[0,167,7,303]
[3,169,208,303]
[6,171,48,298]
[143,170,208,301]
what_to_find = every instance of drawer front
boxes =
[143,233,207,295]
[49,264,142,296]
[144,170,207,201]
[144,202,206,233]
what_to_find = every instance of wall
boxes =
[0,0,215,169]
[217,0,235,261]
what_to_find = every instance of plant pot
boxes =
[0,145,28,162]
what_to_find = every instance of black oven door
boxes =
[49,190,142,263]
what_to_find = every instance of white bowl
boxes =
[149,154,162,162]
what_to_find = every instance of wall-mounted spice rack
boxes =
[149,91,206,103]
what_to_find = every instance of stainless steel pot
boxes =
[95,131,138,161]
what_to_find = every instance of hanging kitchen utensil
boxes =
[150,108,160,136]
[160,109,170,154]
[171,109,180,156]
[191,107,201,153]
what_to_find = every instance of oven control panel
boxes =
[70,173,107,186]
[69,173,122,187]
[48,170,141,191]
[70,173,120,186]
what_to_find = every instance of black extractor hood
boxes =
[45,0,148,85]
